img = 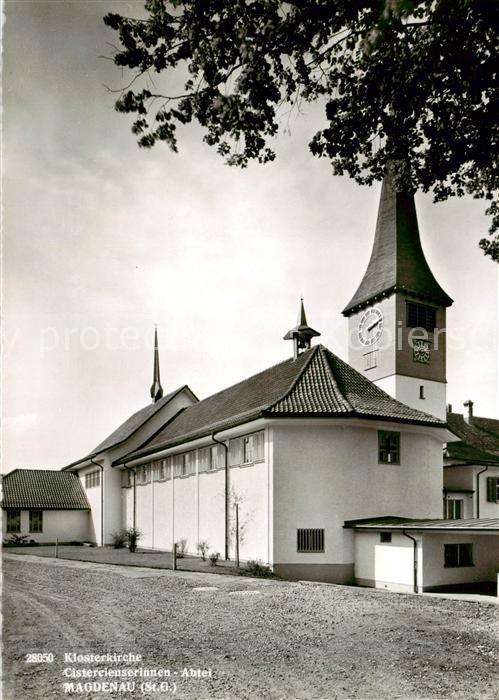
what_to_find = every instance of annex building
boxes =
[3,174,499,593]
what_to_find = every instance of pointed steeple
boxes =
[150,326,164,403]
[284,299,321,359]
[342,173,453,316]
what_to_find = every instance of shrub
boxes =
[111,530,127,549]
[209,551,220,566]
[176,538,188,558]
[246,560,274,578]
[125,527,141,553]
[197,540,209,561]
[4,533,29,547]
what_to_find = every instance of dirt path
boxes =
[3,555,498,699]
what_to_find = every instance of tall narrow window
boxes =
[364,350,377,370]
[85,470,100,488]
[444,499,463,520]
[29,510,43,533]
[419,385,425,399]
[211,444,224,470]
[229,438,244,466]
[487,477,499,503]
[254,431,264,461]
[243,435,254,464]
[378,431,400,464]
[198,447,211,473]
[7,510,21,533]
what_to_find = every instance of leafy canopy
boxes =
[104,0,499,260]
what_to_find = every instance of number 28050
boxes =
[25,653,54,663]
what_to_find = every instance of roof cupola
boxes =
[284,299,321,359]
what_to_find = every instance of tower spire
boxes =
[284,299,321,359]
[150,326,163,403]
[342,173,453,317]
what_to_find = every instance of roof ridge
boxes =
[189,351,314,406]
[319,346,355,412]
[320,346,444,424]
[265,345,320,412]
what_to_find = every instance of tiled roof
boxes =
[343,175,453,315]
[472,416,499,443]
[344,516,499,531]
[446,412,499,462]
[445,440,499,465]
[120,344,444,463]
[2,469,90,510]
[65,386,194,468]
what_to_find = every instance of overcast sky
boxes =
[3,0,498,473]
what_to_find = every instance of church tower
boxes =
[342,174,453,420]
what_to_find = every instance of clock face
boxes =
[413,339,431,364]
[358,308,384,346]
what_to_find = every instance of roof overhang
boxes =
[344,517,499,533]
[114,415,453,468]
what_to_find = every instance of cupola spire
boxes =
[150,326,163,403]
[284,299,321,359]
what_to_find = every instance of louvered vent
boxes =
[297,528,324,553]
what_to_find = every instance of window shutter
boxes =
[486,477,497,502]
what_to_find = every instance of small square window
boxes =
[406,302,436,332]
[380,532,392,543]
[378,431,400,464]
[444,543,473,567]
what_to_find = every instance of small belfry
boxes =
[150,326,164,403]
[284,299,321,359]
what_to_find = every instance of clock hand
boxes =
[367,319,381,332]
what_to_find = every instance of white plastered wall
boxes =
[2,509,89,544]
[272,422,443,568]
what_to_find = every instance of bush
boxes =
[246,560,274,578]
[209,551,220,566]
[111,530,127,549]
[125,527,141,553]
[176,538,188,558]
[197,540,209,561]
[3,533,29,547]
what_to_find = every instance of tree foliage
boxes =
[104,0,499,260]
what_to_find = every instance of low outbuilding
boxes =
[1,469,90,544]
[346,516,499,593]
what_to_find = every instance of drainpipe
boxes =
[123,464,136,529]
[212,431,229,560]
[442,487,448,518]
[90,458,104,547]
[403,530,419,594]
[476,466,489,518]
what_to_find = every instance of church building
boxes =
[19,174,499,592]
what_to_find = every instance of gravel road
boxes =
[3,554,498,699]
